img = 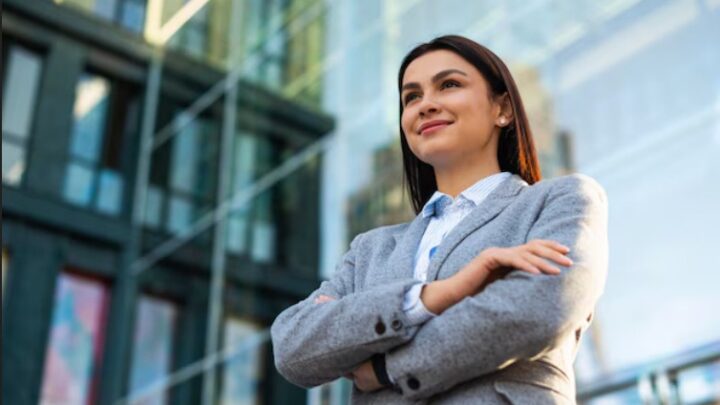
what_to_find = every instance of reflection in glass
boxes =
[225,132,257,255]
[96,169,124,215]
[70,75,111,163]
[63,162,96,207]
[167,195,194,235]
[2,46,43,139]
[54,0,145,34]
[169,120,200,194]
[2,44,43,186]
[220,318,264,405]
[39,273,109,405]
[143,185,164,229]
[129,296,177,405]
[63,71,132,216]
[2,141,27,186]
[677,360,720,404]
[119,0,146,33]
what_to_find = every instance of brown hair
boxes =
[398,35,541,214]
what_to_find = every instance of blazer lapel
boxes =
[424,175,527,282]
[391,213,432,280]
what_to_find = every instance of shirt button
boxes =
[375,320,386,335]
[407,376,421,390]
[391,319,403,331]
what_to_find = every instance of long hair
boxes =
[398,35,542,214]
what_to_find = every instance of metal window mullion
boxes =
[201,0,242,400]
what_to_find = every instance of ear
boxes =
[494,92,513,127]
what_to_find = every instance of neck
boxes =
[433,157,502,198]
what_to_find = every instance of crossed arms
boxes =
[271,175,608,400]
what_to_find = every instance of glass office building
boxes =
[2,0,719,404]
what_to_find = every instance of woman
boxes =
[271,35,608,404]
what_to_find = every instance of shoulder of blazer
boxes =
[351,222,411,249]
[530,173,608,206]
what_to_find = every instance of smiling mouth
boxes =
[420,123,451,135]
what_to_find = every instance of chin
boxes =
[416,149,457,167]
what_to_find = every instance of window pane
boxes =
[226,214,249,254]
[167,195,194,234]
[63,162,96,207]
[94,0,118,19]
[677,361,720,403]
[143,185,164,229]
[251,218,275,263]
[70,74,111,163]
[221,318,264,405]
[120,0,146,33]
[2,140,26,185]
[169,118,200,194]
[39,273,108,405]
[129,296,177,405]
[96,169,124,215]
[2,45,43,139]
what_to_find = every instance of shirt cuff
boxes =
[402,283,437,326]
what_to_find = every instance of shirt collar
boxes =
[421,172,512,218]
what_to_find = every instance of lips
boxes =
[418,120,453,135]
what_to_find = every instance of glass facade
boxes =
[53,0,147,34]
[128,295,178,405]
[39,272,109,405]
[220,317,264,405]
[2,42,43,186]
[2,0,718,404]
[315,1,720,403]
[63,72,138,216]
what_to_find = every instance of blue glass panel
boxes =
[129,296,177,405]
[96,169,124,215]
[39,273,108,404]
[63,162,96,207]
[221,318,263,405]
[2,46,43,139]
[70,75,111,163]
[167,195,193,234]
[2,141,26,186]
[120,0,146,33]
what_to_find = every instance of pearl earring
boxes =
[498,117,507,125]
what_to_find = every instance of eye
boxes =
[403,93,419,105]
[441,79,460,89]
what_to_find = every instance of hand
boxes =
[313,294,336,304]
[421,240,572,314]
[349,360,383,392]
[473,239,572,277]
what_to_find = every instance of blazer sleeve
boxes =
[384,174,609,400]
[271,231,423,388]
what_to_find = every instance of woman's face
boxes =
[401,49,505,169]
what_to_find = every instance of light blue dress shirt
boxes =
[402,172,513,325]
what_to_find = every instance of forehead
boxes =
[402,49,478,83]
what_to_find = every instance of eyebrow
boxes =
[401,69,468,93]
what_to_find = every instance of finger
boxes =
[524,253,561,274]
[508,255,541,274]
[528,245,573,266]
[535,239,570,253]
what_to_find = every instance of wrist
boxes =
[420,278,460,314]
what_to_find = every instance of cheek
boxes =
[400,112,413,134]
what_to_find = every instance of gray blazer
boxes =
[271,174,608,404]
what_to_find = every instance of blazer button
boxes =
[407,376,420,390]
[391,319,403,331]
[375,321,386,335]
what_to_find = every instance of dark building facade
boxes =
[2,0,330,403]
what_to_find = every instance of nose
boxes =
[418,97,441,117]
